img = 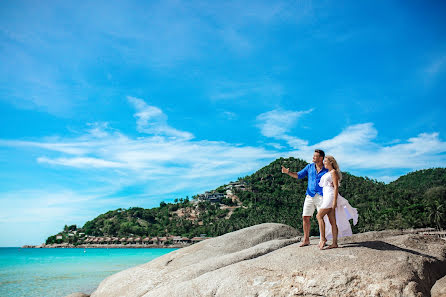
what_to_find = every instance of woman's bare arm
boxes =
[331,170,339,208]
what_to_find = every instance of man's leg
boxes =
[301,216,311,247]
[300,195,315,247]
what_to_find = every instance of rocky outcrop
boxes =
[72,223,446,297]
[432,275,446,297]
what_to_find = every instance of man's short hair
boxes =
[314,149,325,159]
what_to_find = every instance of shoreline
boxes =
[21,243,189,249]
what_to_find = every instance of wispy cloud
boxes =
[4,103,445,194]
[255,107,446,176]
[1,98,279,198]
[127,96,194,140]
[256,108,313,149]
[259,117,446,172]
[210,80,284,101]
[2,100,446,245]
[426,54,446,76]
[0,1,313,117]
[423,53,446,86]
[37,157,125,168]
[221,111,238,120]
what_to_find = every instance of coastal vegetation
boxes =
[46,157,446,246]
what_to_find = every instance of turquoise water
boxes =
[0,247,177,297]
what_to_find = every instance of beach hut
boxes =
[143,237,150,245]
[127,237,134,244]
[120,237,127,244]
[191,237,206,243]
[159,237,168,245]
[135,237,142,244]
[173,237,190,244]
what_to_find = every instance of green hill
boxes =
[46,157,446,245]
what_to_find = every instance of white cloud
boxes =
[265,142,285,150]
[127,96,194,140]
[2,101,446,245]
[0,139,91,155]
[1,99,279,201]
[19,102,438,181]
[271,121,446,172]
[4,103,446,189]
[37,157,125,168]
[221,111,237,120]
[256,108,313,149]
[254,108,446,178]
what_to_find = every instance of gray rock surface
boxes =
[432,275,446,297]
[76,223,446,297]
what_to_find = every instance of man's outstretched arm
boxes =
[281,165,303,179]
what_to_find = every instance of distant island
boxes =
[32,157,446,248]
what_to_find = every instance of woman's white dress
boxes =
[319,171,359,239]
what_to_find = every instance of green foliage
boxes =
[46,158,446,243]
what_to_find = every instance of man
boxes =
[281,149,328,247]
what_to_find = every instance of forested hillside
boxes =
[46,157,446,245]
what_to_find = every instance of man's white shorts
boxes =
[302,193,323,217]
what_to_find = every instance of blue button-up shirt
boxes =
[297,163,328,197]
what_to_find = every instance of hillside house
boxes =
[225,181,247,191]
[198,191,225,203]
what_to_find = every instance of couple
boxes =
[281,149,358,249]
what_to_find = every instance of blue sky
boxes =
[1,1,446,246]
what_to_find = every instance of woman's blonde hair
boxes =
[325,155,342,184]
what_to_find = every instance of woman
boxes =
[316,156,358,250]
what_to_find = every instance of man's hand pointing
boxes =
[281,166,290,174]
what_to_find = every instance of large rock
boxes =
[432,275,446,297]
[85,223,445,297]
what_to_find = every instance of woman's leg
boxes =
[326,209,338,249]
[316,208,332,249]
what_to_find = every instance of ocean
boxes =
[0,247,177,297]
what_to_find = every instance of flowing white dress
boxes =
[319,171,359,239]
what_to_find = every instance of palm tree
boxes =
[428,203,444,230]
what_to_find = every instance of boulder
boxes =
[432,275,446,297]
[81,223,446,297]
